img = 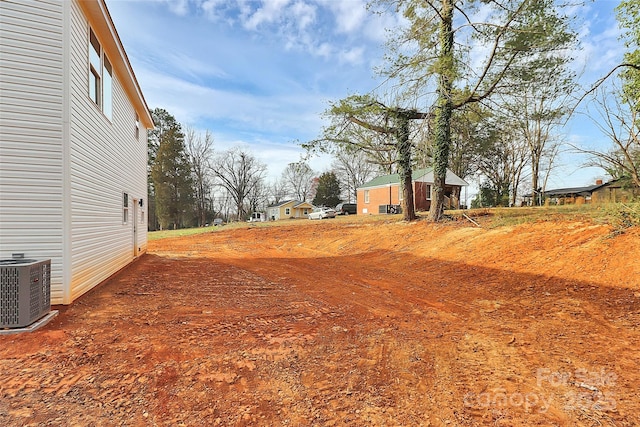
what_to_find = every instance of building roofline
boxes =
[358,167,469,190]
[79,0,154,128]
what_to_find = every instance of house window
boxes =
[123,192,129,224]
[103,57,113,120]
[88,28,112,120]
[398,186,403,201]
[364,190,370,204]
[285,208,291,216]
[426,185,432,200]
[135,113,140,139]
[89,30,101,106]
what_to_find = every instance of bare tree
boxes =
[211,148,267,220]
[184,127,214,226]
[576,84,640,188]
[309,94,429,221]
[246,178,270,215]
[496,55,576,205]
[269,178,289,205]
[281,161,315,201]
[331,147,379,203]
[377,0,577,220]
[476,118,530,206]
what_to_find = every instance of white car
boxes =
[308,207,336,220]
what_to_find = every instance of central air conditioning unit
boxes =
[378,204,402,214]
[0,258,51,329]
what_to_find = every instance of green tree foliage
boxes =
[307,94,428,221]
[312,172,342,208]
[616,0,640,109]
[150,111,194,230]
[379,0,577,220]
[148,108,185,230]
[471,182,511,208]
[415,102,491,180]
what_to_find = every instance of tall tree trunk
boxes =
[429,0,454,222]
[396,114,416,221]
[531,150,541,206]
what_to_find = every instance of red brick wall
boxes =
[358,182,461,214]
[357,185,397,214]
[414,182,431,211]
[357,183,432,214]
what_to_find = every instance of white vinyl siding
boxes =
[0,0,148,305]
[0,0,66,303]
[68,0,147,302]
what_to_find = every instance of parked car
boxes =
[308,207,336,220]
[335,202,357,215]
[213,218,224,226]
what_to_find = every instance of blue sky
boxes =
[106,0,627,191]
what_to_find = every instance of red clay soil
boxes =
[1,216,639,426]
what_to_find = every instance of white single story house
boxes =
[267,200,315,220]
[0,0,154,304]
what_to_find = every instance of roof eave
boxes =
[79,0,153,128]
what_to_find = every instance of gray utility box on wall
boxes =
[0,258,51,328]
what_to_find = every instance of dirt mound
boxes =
[1,217,638,426]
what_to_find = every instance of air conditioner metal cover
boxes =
[0,259,51,328]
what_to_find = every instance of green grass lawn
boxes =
[148,202,639,241]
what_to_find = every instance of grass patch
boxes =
[444,203,640,229]
[148,203,639,241]
[148,218,310,241]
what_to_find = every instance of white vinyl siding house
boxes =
[0,0,153,304]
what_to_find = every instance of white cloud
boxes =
[200,0,228,21]
[312,42,332,59]
[318,0,367,34]
[242,0,292,30]
[290,1,317,31]
[338,46,365,65]
[159,0,190,16]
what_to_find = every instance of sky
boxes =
[106,0,628,194]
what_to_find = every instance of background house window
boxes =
[426,185,432,200]
[364,190,370,203]
[135,113,140,139]
[285,208,291,215]
[399,186,403,201]
[88,28,112,120]
[123,192,129,224]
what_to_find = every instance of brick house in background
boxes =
[357,168,468,215]
[530,179,639,205]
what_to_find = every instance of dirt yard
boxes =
[1,215,639,426]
